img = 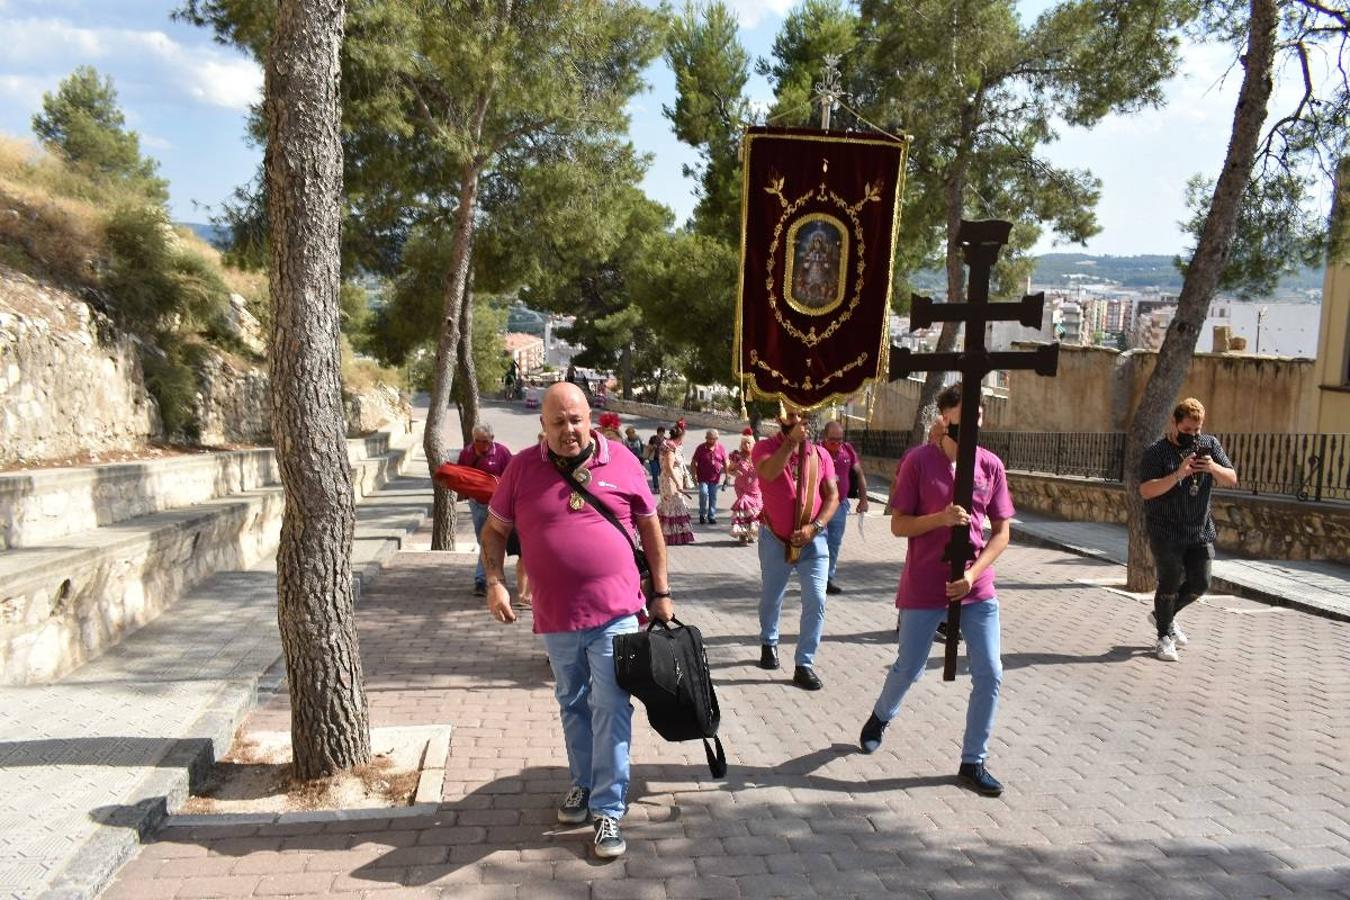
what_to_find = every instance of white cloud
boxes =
[0,16,262,112]
[724,0,794,29]
[0,73,47,109]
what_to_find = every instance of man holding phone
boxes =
[1138,398,1238,661]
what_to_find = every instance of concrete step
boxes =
[0,443,418,686]
[0,466,437,900]
[0,432,392,550]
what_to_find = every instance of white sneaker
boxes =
[1155,635,1179,662]
[1149,612,1189,647]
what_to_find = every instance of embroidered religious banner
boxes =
[734,126,909,411]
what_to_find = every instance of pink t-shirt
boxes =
[826,441,860,500]
[691,442,727,484]
[489,433,656,633]
[456,441,513,476]
[752,434,837,538]
[889,443,1015,610]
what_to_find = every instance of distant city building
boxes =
[504,332,546,374]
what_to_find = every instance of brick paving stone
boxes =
[87,403,1350,900]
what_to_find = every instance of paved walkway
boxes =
[1010,511,1350,622]
[96,402,1350,899]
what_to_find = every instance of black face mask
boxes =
[1175,431,1197,450]
[780,421,797,436]
[945,422,960,443]
[547,439,595,471]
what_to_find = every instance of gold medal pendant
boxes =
[574,467,592,486]
[569,492,585,511]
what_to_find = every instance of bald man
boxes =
[481,383,673,860]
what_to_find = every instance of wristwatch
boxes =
[811,519,825,531]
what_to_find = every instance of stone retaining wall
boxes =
[0,432,417,684]
[860,456,1350,563]
[0,271,159,466]
[605,398,749,432]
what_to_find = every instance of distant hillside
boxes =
[910,253,1324,298]
[178,221,231,249]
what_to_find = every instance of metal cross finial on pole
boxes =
[814,53,846,130]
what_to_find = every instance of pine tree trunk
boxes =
[264,0,370,780]
[621,342,634,400]
[456,283,480,446]
[1122,0,1277,590]
[424,163,482,551]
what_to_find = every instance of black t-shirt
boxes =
[1139,434,1232,545]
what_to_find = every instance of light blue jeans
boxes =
[469,499,490,587]
[698,481,721,520]
[758,528,829,667]
[872,599,1002,764]
[825,502,849,582]
[540,614,640,820]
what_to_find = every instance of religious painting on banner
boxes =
[734,125,910,411]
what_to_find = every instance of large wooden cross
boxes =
[890,219,1060,681]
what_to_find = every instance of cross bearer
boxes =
[859,382,1013,796]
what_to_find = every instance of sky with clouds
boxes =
[0,0,1329,257]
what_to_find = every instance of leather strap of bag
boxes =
[556,461,652,596]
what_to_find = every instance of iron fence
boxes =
[844,427,1350,504]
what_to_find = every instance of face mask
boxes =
[780,421,796,436]
[1176,431,1196,450]
[945,422,960,443]
[823,439,842,452]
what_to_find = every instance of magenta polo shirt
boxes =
[889,443,1015,610]
[826,440,860,500]
[691,442,727,484]
[488,433,655,634]
[752,434,837,539]
[456,441,513,477]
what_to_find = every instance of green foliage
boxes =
[850,0,1189,290]
[664,1,750,242]
[757,0,860,126]
[472,297,508,394]
[141,342,205,443]
[1177,171,1327,299]
[32,67,168,203]
[103,205,230,337]
[629,228,739,386]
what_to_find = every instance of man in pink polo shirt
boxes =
[859,382,1014,798]
[480,382,673,860]
[753,405,838,691]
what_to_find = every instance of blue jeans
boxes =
[540,614,639,819]
[872,599,1002,764]
[758,529,829,667]
[648,459,660,489]
[698,481,721,520]
[469,499,490,587]
[825,502,849,581]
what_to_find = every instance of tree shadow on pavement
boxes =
[93,746,1350,898]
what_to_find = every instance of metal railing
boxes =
[844,427,1350,504]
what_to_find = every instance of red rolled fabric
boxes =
[432,462,499,503]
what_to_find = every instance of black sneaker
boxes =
[859,712,889,754]
[557,786,590,824]
[708,517,718,525]
[473,582,487,597]
[698,515,707,524]
[593,815,626,858]
[759,645,779,670]
[957,762,1004,797]
[826,581,843,595]
[792,665,823,691]
[934,621,962,644]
